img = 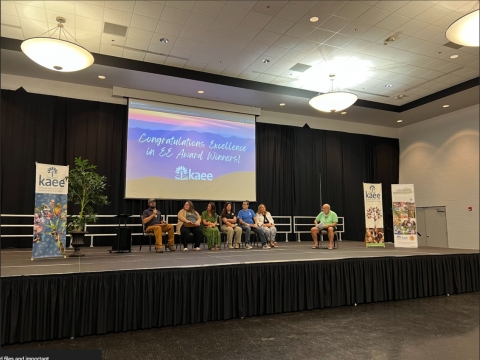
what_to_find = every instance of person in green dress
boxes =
[202,202,221,250]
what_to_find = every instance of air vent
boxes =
[289,64,311,73]
[104,22,128,37]
[443,41,463,49]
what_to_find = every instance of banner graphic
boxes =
[33,163,69,259]
[364,183,385,247]
[392,184,418,248]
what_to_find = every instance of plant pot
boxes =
[68,231,88,257]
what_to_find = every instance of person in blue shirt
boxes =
[237,200,268,249]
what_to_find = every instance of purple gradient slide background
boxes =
[126,109,255,181]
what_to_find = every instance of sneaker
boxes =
[245,244,253,250]
[228,245,234,249]
[194,247,201,251]
[156,248,164,253]
[183,247,188,252]
[168,245,176,252]
[262,245,270,249]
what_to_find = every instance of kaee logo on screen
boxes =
[175,166,213,181]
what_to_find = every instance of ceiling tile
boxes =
[311,44,338,58]
[253,29,283,45]
[174,37,198,50]
[104,1,135,12]
[263,46,290,58]
[1,2,18,16]
[221,67,243,77]
[46,10,75,26]
[147,42,172,55]
[189,51,213,63]
[358,42,385,57]
[318,15,351,32]
[293,40,320,53]
[437,1,473,11]
[231,24,261,41]
[127,28,153,42]
[227,1,257,10]
[185,13,215,30]
[169,46,195,59]
[281,49,308,62]
[389,35,426,51]
[152,33,177,45]
[19,17,47,34]
[312,1,348,14]
[407,54,435,66]
[130,15,159,32]
[0,25,23,40]
[218,4,250,23]
[192,1,225,17]
[167,1,196,11]
[376,13,410,30]
[342,38,372,52]
[324,33,353,48]
[465,60,479,69]
[209,18,239,35]
[357,26,390,42]
[394,18,429,36]
[164,56,187,68]
[273,35,302,49]
[270,77,292,85]
[81,1,106,6]
[454,54,479,66]
[104,8,132,27]
[432,11,463,28]
[327,48,357,59]
[428,32,449,45]
[418,70,444,80]
[203,62,228,75]
[223,36,250,51]
[437,63,465,73]
[76,28,101,44]
[13,1,45,8]
[296,9,330,27]
[202,31,229,46]
[155,21,184,37]
[101,33,126,46]
[125,38,149,51]
[292,52,321,66]
[276,3,310,22]
[15,4,46,21]
[374,1,408,12]
[256,73,276,83]
[1,14,20,27]
[239,70,260,81]
[285,23,316,39]
[78,40,99,53]
[422,58,452,70]
[355,7,391,26]
[338,20,372,37]
[179,26,208,41]
[264,17,295,34]
[184,61,207,71]
[267,58,296,71]
[412,25,444,41]
[334,2,371,20]
[144,52,166,64]
[133,1,163,19]
[100,43,124,57]
[415,5,451,24]
[251,1,287,16]
[456,1,480,14]
[289,1,319,9]
[242,41,270,54]
[242,11,272,29]
[395,1,434,18]
[161,6,190,25]
[231,51,260,64]
[45,1,75,14]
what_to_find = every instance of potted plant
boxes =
[67,157,109,257]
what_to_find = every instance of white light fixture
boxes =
[309,74,358,113]
[341,112,347,115]
[21,16,94,72]
[310,17,319,22]
[443,104,449,108]
[198,90,204,94]
[385,84,392,88]
[397,120,403,123]
[450,54,459,59]
[262,59,270,63]
[160,38,169,43]
[98,75,105,79]
[279,103,285,106]
[446,10,479,47]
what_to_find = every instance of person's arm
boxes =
[325,214,338,228]
[143,210,156,224]
[222,216,231,227]
[314,213,320,225]
[237,212,247,226]
[252,212,258,228]
[201,212,209,227]
[177,209,189,223]
[195,211,201,226]
[266,212,274,227]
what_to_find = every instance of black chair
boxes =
[217,216,228,249]
[317,228,339,249]
[140,215,168,251]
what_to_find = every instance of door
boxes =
[425,207,448,248]
[416,208,427,247]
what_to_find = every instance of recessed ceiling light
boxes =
[198,90,204,94]
[262,59,270,63]
[279,103,285,106]
[450,54,459,58]
[397,120,403,123]
[98,75,105,79]
[341,112,347,114]
[385,84,392,88]
[160,38,169,43]
[310,17,319,22]
[443,104,449,107]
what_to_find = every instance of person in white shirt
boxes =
[256,204,278,248]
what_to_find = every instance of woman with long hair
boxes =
[256,204,278,248]
[202,202,221,250]
[220,202,242,249]
[177,201,202,251]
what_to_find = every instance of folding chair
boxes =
[140,215,168,251]
[317,228,339,249]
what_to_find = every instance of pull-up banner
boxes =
[392,184,418,248]
[363,183,385,247]
[33,162,69,259]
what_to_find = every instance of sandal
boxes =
[312,245,319,249]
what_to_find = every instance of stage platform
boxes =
[1,241,478,346]
[1,241,477,277]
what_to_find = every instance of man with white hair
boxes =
[310,204,338,250]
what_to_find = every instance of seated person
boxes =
[237,200,268,249]
[202,202,221,251]
[221,202,242,249]
[310,204,338,250]
[256,204,278,248]
[177,201,202,251]
[142,198,175,253]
